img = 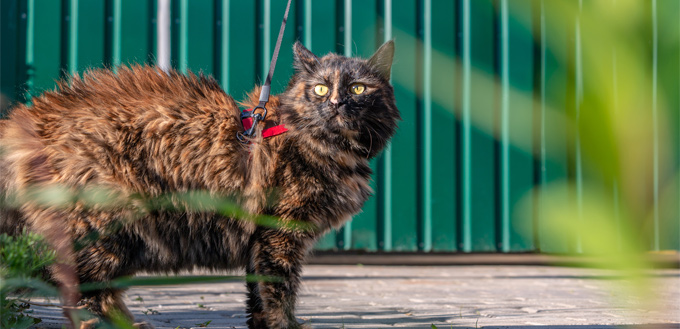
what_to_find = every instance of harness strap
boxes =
[241,109,288,140]
[237,0,292,143]
[260,0,292,104]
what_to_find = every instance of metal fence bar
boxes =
[574,0,584,254]
[111,0,122,67]
[430,0,457,252]
[651,0,660,251]
[259,0,270,81]
[24,0,34,95]
[418,0,432,252]
[391,0,419,251]
[460,0,472,253]
[499,0,510,253]
[348,0,380,251]
[215,0,229,90]
[157,0,171,71]
[65,0,79,75]
[305,0,339,250]
[378,0,394,252]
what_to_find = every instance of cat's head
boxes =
[280,41,400,158]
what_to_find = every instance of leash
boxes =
[237,0,293,143]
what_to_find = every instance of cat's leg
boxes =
[22,207,82,328]
[73,224,153,329]
[78,289,128,327]
[245,262,267,328]
[77,288,153,329]
[249,230,309,329]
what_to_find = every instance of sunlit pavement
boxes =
[30,265,679,329]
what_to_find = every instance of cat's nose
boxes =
[330,97,339,105]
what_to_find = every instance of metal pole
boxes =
[157,0,171,71]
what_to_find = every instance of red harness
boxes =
[240,109,288,139]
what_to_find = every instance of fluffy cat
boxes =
[0,41,399,328]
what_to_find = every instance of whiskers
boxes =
[365,126,374,159]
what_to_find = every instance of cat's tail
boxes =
[0,119,26,236]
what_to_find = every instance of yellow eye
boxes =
[350,83,365,95]
[314,84,329,96]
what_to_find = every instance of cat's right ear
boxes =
[293,42,319,73]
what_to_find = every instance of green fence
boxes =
[1,0,679,253]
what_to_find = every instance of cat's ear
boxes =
[368,40,395,80]
[293,42,319,73]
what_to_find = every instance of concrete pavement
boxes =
[30,265,679,328]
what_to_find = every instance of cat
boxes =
[0,41,399,329]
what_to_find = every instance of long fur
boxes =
[0,41,398,329]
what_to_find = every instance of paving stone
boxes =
[25,265,680,328]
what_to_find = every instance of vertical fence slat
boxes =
[463,0,497,252]
[417,0,433,251]
[499,0,511,253]
[460,0,472,252]
[308,0,339,250]
[156,0,170,70]
[24,0,34,95]
[267,0,296,95]
[656,0,680,251]
[334,0,352,250]
[225,1,256,95]
[257,0,270,82]
[171,0,187,72]
[531,0,542,251]
[536,0,547,252]
[651,0,660,251]
[148,0,157,64]
[215,0,229,91]
[184,0,214,74]
[349,0,377,59]
[108,0,121,66]
[503,0,534,251]
[302,0,311,48]
[63,0,78,75]
[17,0,28,103]
[377,0,394,252]
[116,0,154,66]
[429,0,457,252]
[308,1,336,53]
[348,0,380,251]
[573,0,584,253]
[390,0,419,251]
[536,0,570,253]
[75,0,105,72]
[0,0,20,113]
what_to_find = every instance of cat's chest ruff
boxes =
[281,143,372,199]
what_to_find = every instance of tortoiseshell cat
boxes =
[0,41,398,328]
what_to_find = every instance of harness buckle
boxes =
[237,102,268,143]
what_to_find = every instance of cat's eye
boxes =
[350,83,365,95]
[314,84,329,96]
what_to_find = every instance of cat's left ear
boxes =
[368,40,395,80]
[293,42,319,73]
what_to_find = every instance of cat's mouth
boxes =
[326,106,354,127]
[330,104,359,119]
[317,104,361,132]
